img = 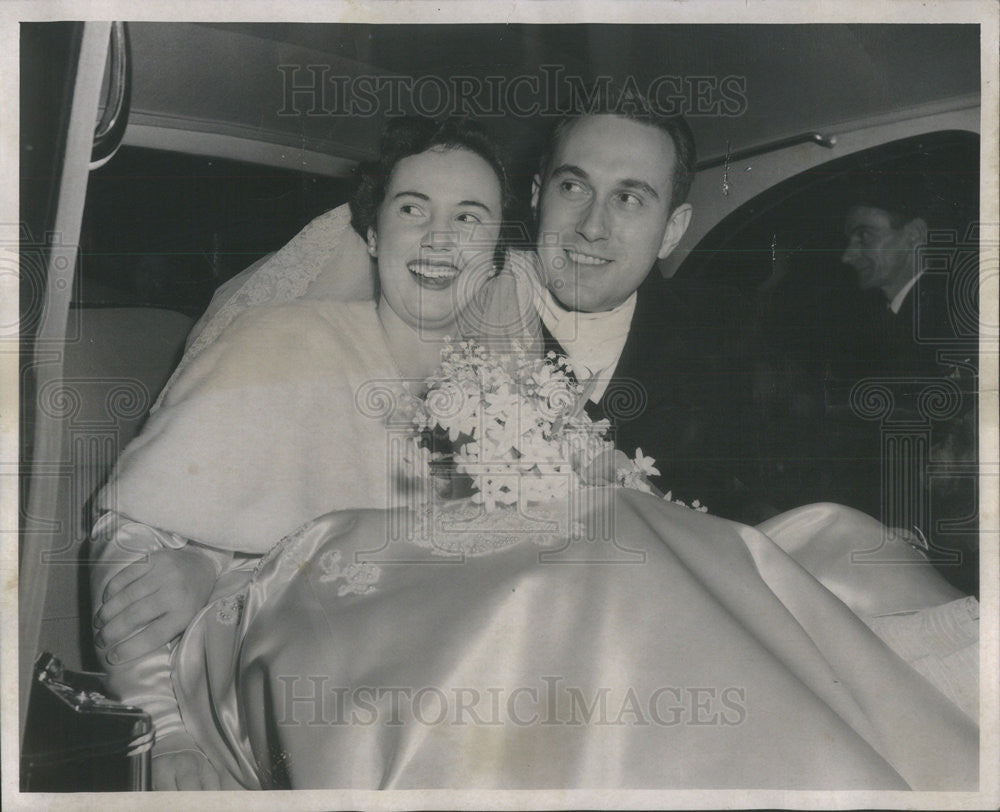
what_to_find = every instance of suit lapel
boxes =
[595,275,663,418]
[605,290,645,393]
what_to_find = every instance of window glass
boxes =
[76,147,353,316]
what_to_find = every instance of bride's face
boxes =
[369,146,503,333]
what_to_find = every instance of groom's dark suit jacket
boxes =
[544,271,773,525]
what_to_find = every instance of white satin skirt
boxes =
[168,495,978,790]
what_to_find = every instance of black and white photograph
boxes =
[4,1,998,808]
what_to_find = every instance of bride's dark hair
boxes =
[349,116,515,266]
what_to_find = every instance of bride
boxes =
[90,116,978,791]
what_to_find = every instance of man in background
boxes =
[841,194,952,379]
[839,186,978,595]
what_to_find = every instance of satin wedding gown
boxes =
[91,293,979,791]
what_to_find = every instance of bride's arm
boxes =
[90,513,198,715]
[91,513,226,663]
[89,513,232,789]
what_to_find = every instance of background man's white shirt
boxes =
[889,272,924,314]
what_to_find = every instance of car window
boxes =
[674,130,980,595]
[681,129,978,389]
[75,146,353,316]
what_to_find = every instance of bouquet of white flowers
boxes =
[408,340,662,511]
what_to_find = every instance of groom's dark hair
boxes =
[350,116,515,247]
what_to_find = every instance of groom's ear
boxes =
[530,174,542,214]
[657,203,692,260]
[366,227,378,258]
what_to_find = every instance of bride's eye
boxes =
[399,203,424,217]
[455,212,482,224]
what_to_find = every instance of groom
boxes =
[527,101,769,523]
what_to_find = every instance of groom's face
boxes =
[532,115,691,313]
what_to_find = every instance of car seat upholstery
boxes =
[32,306,193,670]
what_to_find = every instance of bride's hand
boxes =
[94,545,217,663]
[152,733,226,790]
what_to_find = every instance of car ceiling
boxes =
[125,22,980,174]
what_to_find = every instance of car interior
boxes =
[16,20,983,790]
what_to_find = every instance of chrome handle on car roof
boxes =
[698,131,837,171]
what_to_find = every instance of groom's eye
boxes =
[559,180,588,198]
[615,191,643,209]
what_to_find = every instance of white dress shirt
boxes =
[538,289,637,403]
[889,272,924,315]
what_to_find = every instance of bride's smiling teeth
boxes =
[408,259,460,279]
[566,249,610,266]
